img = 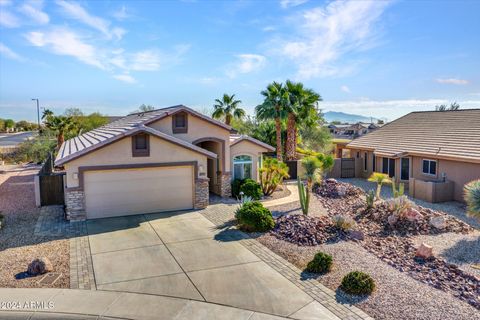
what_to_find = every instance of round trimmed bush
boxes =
[306,252,333,274]
[341,271,375,295]
[236,201,274,232]
[240,179,262,200]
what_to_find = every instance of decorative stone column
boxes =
[219,172,232,198]
[194,177,210,209]
[65,189,87,221]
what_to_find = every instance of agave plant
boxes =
[464,179,480,218]
[367,172,392,200]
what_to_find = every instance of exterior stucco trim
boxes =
[230,136,275,152]
[192,137,227,173]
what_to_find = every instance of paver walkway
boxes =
[263,182,299,208]
[84,210,339,319]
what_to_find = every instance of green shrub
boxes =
[341,271,375,295]
[235,201,274,232]
[231,179,245,198]
[240,179,262,200]
[464,179,480,218]
[259,157,289,196]
[306,252,333,274]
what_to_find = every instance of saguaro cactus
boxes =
[297,177,310,215]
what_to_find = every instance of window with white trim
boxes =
[233,155,252,180]
[422,159,437,175]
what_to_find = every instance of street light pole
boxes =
[32,98,40,130]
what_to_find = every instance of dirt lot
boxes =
[0,166,69,288]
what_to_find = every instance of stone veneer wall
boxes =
[65,189,87,221]
[219,172,232,198]
[194,177,210,209]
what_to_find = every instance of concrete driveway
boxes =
[86,209,339,319]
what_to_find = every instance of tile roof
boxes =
[346,109,480,163]
[229,134,275,151]
[55,105,226,166]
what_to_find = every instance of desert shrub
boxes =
[385,195,414,217]
[464,179,480,218]
[332,214,356,231]
[306,252,333,273]
[341,271,375,295]
[259,157,289,196]
[366,190,375,210]
[235,201,274,232]
[240,179,262,200]
[231,179,245,198]
[2,136,56,164]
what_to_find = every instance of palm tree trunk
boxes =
[225,114,232,125]
[286,113,296,160]
[57,131,64,150]
[274,116,282,161]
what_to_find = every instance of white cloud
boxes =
[435,78,469,85]
[112,5,129,21]
[130,50,161,71]
[226,54,266,78]
[280,0,309,9]
[262,26,276,32]
[341,85,350,93]
[25,28,105,69]
[113,73,136,83]
[56,0,124,40]
[0,8,20,28]
[19,0,49,25]
[0,42,25,61]
[276,0,390,79]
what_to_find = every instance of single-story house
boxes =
[328,122,382,139]
[55,105,274,220]
[345,109,480,202]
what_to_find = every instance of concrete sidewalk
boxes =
[0,288,313,320]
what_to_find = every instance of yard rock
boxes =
[27,257,53,276]
[415,243,433,259]
[405,208,423,222]
[387,214,398,227]
[348,230,365,241]
[430,216,446,230]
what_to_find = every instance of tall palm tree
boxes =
[43,113,74,149]
[256,82,288,161]
[212,94,245,125]
[284,80,322,160]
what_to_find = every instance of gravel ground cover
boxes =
[256,234,480,320]
[0,167,69,288]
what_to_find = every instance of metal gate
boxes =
[38,153,65,206]
[341,158,355,178]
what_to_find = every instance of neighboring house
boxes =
[55,105,274,220]
[328,122,381,139]
[346,109,480,202]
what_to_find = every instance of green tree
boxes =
[139,104,154,112]
[435,102,460,111]
[4,119,15,131]
[42,111,74,149]
[212,94,245,125]
[284,80,322,160]
[0,119,5,131]
[256,82,288,161]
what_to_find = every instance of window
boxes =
[172,112,188,133]
[132,133,150,157]
[401,158,410,180]
[233,155,252,180]
[422,159,437,175]
[356,152,360,158]
[363,152,368,172]
[372,154,376,172]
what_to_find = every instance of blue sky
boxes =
[1,0,479,122]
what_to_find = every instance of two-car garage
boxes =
[83,165,194,219]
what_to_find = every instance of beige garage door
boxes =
[84,166,194,219]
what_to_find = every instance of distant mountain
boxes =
[323,111,377,124]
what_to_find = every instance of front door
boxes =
[401,158,410,180]
[388,158,395,178]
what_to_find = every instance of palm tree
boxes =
[256,82,288,161]
[284,80,322,160]
[368,172,392,200]
[43,113,74,149]
[212,94,245,125]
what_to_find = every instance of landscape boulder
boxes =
[27,257,53,276]
[430,216,446,230]
[415,243,433,259]
[348,230,365,241]
[404,208,423,222]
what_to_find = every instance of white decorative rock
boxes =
[430,216,446,230]
[415,243,433,259]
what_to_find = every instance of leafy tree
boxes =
[377,119,385,125]
[298,121,331,153]
[139,104,155,112]
[0,119,4,131]
[330,120,342,125]
[435,102,460,111]
[4,119,15,131]
[212,94,245,125]
[15,120,38,131]
[256,82,288,161]
[284,80,322,160]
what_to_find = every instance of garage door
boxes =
[84,166,194,219]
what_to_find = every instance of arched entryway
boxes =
[193,138,225,196]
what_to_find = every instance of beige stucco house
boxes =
[55,105,274,220]
[345,109,480,203]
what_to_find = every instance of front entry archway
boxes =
[193,138,225,196]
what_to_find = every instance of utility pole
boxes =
[32,98,40,130]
